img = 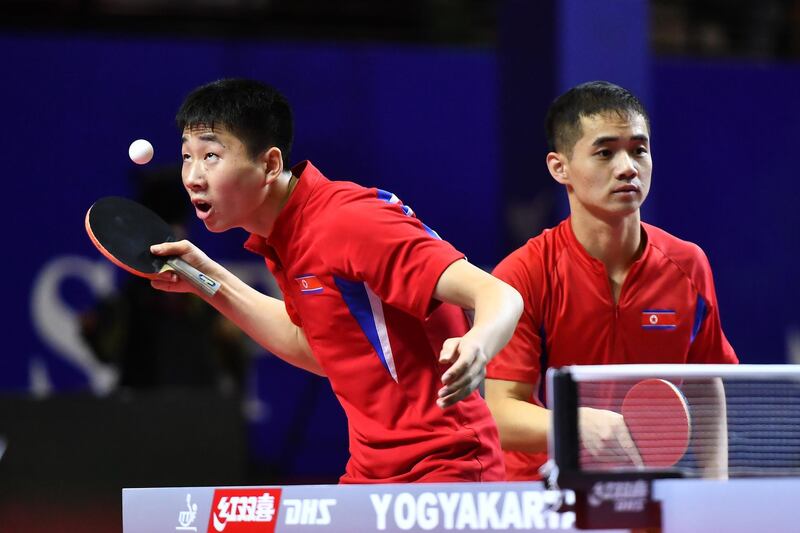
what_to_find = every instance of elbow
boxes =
[502,281,524,323]
[301,354,327,377]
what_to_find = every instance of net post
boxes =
[549,367,580,480]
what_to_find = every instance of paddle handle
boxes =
[166,258,221,297]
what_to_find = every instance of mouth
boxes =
[192,199,213,220]
[612,184,640,195]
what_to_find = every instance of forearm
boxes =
[485,379,550,452]
[469,280,524,359]
[202,265,324,376]
[149,240,323,376]
[432,260,523,407]
[433,260,523,358]
[493,400,550,452]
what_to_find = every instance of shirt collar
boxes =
[564,216,651,272]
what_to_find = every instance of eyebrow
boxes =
[592,134,649,146]
[181,132,226,147]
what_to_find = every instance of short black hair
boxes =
[545,81,649,155]
[176,78,294,166]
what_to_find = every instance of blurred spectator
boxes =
[81,167,248,394]
[652,0,798,58]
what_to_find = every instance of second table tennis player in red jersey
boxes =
[485,81,739,480]
[149,79,523,483]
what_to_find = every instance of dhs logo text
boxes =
[283,498,336,525]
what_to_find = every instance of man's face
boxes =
[560,112,652,220]
[180,125,265,233]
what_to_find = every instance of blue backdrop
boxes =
[650,59,800,364]
[3,30,799,480]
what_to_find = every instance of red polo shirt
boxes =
[486,218,738,480]
[245,161,504,483]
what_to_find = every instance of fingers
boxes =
[150,239,193,256]
[616,424,644,468]
[438,337,461,365]
[437,371,484,408]
[149,240,214,296]
[440,338,473,387]
[437,338,487,409]
[578,407,645,467]
[441,352,486,391]
[150,273,181,292]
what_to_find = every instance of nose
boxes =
[183,161,206,191]
[614,152,638,180]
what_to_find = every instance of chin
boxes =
[611,197,644,212]
[203,220,230,233]
[614,205,642,217]
[595,203,641,221]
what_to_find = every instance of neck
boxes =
[569,207,644,276]
[247,170,296,236]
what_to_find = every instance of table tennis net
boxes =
[548,365,800,479]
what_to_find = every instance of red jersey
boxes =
[245,161,504,483]
[486,218,738,480]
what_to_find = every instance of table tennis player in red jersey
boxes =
[485,81,739,480]
[148,79,523,483]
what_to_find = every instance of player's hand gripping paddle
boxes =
[621,378,691,468]
[85,196,221,297]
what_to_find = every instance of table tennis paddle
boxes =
[621,378,691,468]
[85,196,221,297]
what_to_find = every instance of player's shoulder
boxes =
[643,222,711,277]
[312,175,374,205]
[310,179,437,256]
[308,178,387,225]
[342,188,419,232]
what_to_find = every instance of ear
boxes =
[262,147,284,185]
[546,152,569,186]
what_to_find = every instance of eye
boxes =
[635,146,649,156]
[204,152,219,161]
[595,149,612,158]
[182,153,191,162]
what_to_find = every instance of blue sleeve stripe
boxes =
[376,189,395,203]
[376,188,440,240]
[691,294,707,343]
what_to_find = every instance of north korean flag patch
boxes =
[641,309,677,329]
[296,274,323,294]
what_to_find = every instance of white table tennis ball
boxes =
[128,139,154,165]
